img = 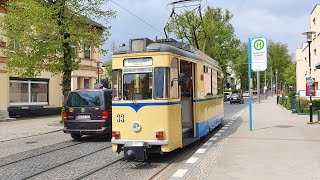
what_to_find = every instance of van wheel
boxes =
[71,134,82,140]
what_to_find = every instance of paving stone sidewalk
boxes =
[0,115,63,141]
[190,97,320,180]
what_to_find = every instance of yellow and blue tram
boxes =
[111,38,224,161]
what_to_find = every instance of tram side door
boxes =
[180,60,194,136]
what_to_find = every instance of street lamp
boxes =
[303,31,316,123]
[96,61,102,83]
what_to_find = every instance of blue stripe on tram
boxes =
[112,102,180,112]
[196,112,224,138]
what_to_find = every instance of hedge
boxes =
[299,98,320,113]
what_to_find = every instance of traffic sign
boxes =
[251,37,267,72]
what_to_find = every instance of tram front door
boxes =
[180,60,194,141]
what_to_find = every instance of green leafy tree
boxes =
[232,42,248,91]
[267,40,292,82]
[283,61,296,87]
[103,41,116,78]
[103,60,112,78]
[166,6,240,75]
[0,0,115,100]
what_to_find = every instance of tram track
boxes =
[0,141,82,168]
[0,135,109,168]
[74,157,124,180]
[0,129,63,143]
[21,145,112,180]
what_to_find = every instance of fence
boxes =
[279,95,320,114]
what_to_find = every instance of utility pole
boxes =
[257,71,260,103]
[276,69,278,104]
[271,67,273,97]
[264,70,267,100]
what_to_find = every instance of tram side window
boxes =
[170,58,179,99]
[204,65,212,96]
[212,70,218,95]
[217,73,223,95]
[154,67,169,99]
[112,70,122,100]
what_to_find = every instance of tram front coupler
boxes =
[124,141,148,161]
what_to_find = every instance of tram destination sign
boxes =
[251,37,267,72]
[124,58,152,67]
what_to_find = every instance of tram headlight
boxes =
[132,122,141,132]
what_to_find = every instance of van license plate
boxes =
[76,115,90,120]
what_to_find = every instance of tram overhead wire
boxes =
[109,0,165,36]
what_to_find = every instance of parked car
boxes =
[63,89,112,140]
[243,91,249,97]
[224,92,232,101]
[230,93,244,104]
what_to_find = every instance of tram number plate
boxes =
[131,141,144,147]
[117,114,125,123]
[76,115,90,120]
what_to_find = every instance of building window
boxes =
[9,79,48,106]
[84,45,91,59]
[84,79,89,89]
[313,18,316,25]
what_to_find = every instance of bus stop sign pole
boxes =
[248,38,253,131]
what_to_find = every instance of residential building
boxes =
[0,3,103,118]
[296,4,320,93]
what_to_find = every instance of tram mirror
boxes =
[171,77,185,87]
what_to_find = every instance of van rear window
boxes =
[66,91,102,107]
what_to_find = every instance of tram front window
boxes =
[123,73,152,100]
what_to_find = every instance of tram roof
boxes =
[113,38,221,70]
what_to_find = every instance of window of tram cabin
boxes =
[112,70,122,100]
[123,72,153,100]
[170,58,179,99]
[154,68,169,99]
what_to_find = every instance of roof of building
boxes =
[311,4,320,15]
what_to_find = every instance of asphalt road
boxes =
[0,99,256,180]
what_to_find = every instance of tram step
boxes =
[182,137,198,147]
[182,127,193,139]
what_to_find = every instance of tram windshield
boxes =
[123,73,153,100]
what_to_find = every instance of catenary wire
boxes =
[109,0,165,35]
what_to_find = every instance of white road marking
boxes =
[204,142,212,146]
[214,133,222,137]
[196,148,206,153]
[218,130,225,133]
[210,137,218,141]
[225,124,230,127]
[172,169,188,177]
[222,127,228,129]
[186,157,198,164]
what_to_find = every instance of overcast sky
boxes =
[101,0,320,61]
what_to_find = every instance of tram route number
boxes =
[117,114,125,123]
